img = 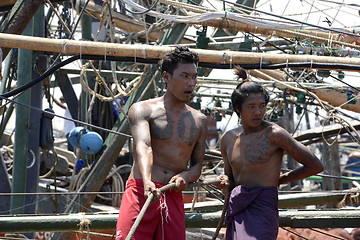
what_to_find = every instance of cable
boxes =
[1,55,80,98]
[314,0,360,8]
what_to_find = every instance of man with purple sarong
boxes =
[218,66,324,240]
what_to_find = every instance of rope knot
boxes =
[337,187,360,208]
[78,212,91,239]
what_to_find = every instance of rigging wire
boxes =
[220,0,360,37]
[302,0,348,28]
[313,0,360,8]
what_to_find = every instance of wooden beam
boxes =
[1,33,360,69]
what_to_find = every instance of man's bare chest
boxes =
[149,111,200,146]
[234,131,277,165]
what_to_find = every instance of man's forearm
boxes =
[279,166,319,185]
[182,163,202,183]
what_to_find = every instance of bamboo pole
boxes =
[0,210,359,233]
[249,69,360,113]
[191,18,360,49]
[1,33,360,69]
[249,69,288,82]
[312,89,360,113]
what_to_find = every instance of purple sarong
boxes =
[225,185,279,240]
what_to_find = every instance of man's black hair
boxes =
[160,46,199,75]
[231,66,269,117]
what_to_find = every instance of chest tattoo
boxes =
[150,113,174,140]
[243,131,272,164]
[178,112,198,146]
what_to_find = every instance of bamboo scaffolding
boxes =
[1,33,360,70]
[0,210,359,233]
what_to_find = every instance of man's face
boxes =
[163,62,198,103]
[239,93,267,128]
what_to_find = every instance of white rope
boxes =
[78,212,91,240]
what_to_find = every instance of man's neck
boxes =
[163,93,187,110]
[242,121,266,135]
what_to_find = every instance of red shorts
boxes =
[116,179,185,240]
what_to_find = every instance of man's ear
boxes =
[162,71,170,84]
[234,106,241,116]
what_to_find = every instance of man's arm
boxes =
[271,126,324,185]
[52,95,66,109]
[129,102,160,199]
[169,114,207,191]
[220,132,234,191]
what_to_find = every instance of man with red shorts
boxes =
[116,46,207,240]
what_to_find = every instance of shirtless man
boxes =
[219,66,324,240]
[116,46,207,240]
